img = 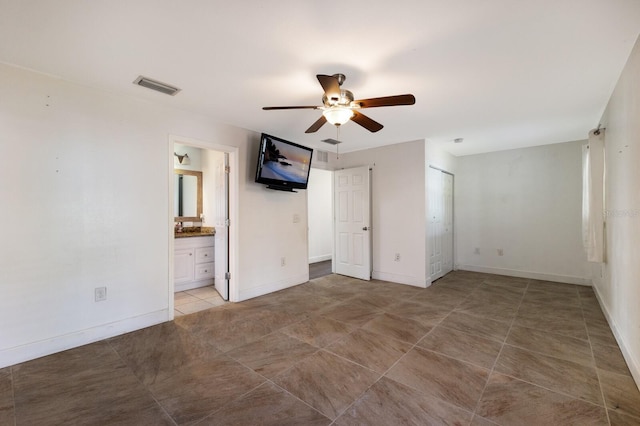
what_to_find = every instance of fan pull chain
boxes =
[336,126,340,159]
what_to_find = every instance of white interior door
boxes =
[214,153,229,300]
[334,166,371,280]
[429,166,454,281]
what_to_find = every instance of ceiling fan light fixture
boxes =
[323,107,354,126]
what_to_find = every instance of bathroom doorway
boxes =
[169,135,238,316]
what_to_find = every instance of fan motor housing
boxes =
[323,89,354,107]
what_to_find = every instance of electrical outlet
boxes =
[95,287,107,302]
[293,214,300,223]
[394,253,400,262]
[497,248,504,256]
[281,257,286,267]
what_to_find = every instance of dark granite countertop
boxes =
[174,226,215,238]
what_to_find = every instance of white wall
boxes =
[0,63,308,367]
[594,35,640,387]
[455,140,591,284]
[307,168,333,263]
[335,140,428,287]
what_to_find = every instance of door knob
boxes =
[362,226,369,231]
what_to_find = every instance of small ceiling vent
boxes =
[133,76,181,96]
[321,138,342,145]
[315,150,329,163]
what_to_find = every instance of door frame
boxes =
[168,135,239,315]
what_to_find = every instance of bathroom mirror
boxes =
[174,169,203,222]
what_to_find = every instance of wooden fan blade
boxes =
[354,94,415,108]
[262,106,320,110]
[317,74,340,97]
[351,111,383,132]
[305,115,327,133]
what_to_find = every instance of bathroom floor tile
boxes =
[386,347,489,411]
[417,325,503,369]
[476,372,608,425]
[326,328,412,374]
[225,332,318,378]
[175,299,215,315]
[494,344,603,405]
[198,382,330,426]
[334,377,473,426]
[273,350,378,420]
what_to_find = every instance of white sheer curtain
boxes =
[582,129,605,263]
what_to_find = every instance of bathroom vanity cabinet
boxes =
[174,235,215,292]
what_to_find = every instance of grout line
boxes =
[470,277,530,419]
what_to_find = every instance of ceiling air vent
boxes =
[133,75,181,96]
[321,138,342,145]
[316,150,329,163]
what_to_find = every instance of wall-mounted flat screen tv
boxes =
[255,133,313,192]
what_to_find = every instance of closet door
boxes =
[429,167,454,281]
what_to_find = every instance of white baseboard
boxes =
[456,264,592,286]
[372,271,427,288]
[309,255,332,264]
[238,273,309,302]
[592,285,640,391]
[0,309,170,369]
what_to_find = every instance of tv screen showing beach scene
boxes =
[257,134,312,187]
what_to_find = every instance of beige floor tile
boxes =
[186,285,219,299]
[386,347,489,411]
[225,332,318,378]
[456,299,518,323]
[495,344,603,405]
[476,372,608,425]
[175,299,214,314]
[274,350,378,420]
[198,382,330,426]
[174,291,199,306]
[418,325,503,369]
[335,377,473,426]
[326,328,412,374]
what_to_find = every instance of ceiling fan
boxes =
[262,74,416,133]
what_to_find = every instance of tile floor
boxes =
[174,285,226,317]
[2,271,640,425]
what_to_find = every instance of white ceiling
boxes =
[1,0,639,155]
